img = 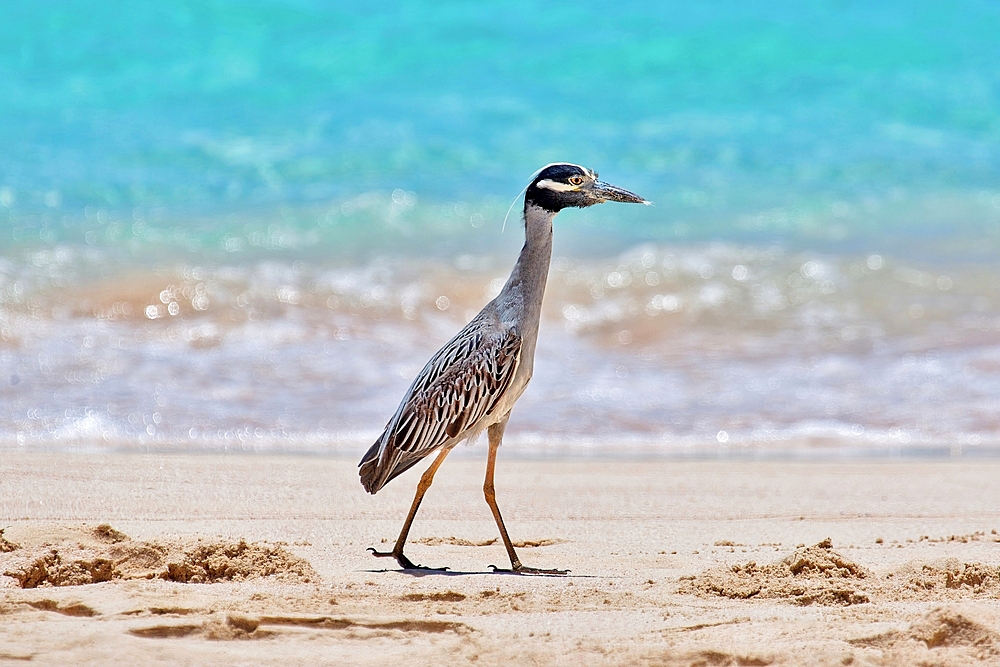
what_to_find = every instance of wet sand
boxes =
[2,451,1000,666]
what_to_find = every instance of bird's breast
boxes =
[488,363,532,421]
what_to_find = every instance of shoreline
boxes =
[3,440,1000,461]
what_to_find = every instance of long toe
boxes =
[368,548,447,571]
[405,563,449,572]
[368,547,414,568]
[398,553,449,571]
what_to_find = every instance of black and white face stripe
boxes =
[524,163,601,212]
[534,179,578,192]
[522,163,645,213]
[533,165,596,193]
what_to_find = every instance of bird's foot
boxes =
[488,563,569,575]
[367,547,448,571]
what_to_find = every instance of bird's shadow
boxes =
[361,567,599,579]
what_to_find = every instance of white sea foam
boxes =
[1,242,999,457]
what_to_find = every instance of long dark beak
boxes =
[591,180,650,205]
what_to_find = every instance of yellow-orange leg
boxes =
[369,447,452,570]
[484,417,568,575]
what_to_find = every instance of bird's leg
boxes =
[369,447,451,570]
[484,419,568,575]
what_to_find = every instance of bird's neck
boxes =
[499,202,554,327]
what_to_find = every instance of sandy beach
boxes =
[1,451,999,666]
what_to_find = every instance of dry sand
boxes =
[1,451,1000,666]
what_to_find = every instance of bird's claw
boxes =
[368,547,448,571]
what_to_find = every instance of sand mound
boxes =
[512,539,565,548]
[3,550,118,588]
[93,524,128,543]
[414,536,498,547]
[162,540,315,584]
[683,538,1000,608]
[0,524,317,589]
[885,559,1000,601]
[852,606,1000,665]
[0,529,19,553]
[680,538,871,606]
[909,607,1000,652]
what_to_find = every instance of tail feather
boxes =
[359,435,434,495]
[358,439,385,494]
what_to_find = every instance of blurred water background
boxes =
[2,1,1000,456]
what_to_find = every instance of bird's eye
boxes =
[568,176,584,186]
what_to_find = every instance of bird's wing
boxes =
[359,315,522,493]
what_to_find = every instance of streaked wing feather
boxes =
[398,321,520,455]
[360,314,521,493]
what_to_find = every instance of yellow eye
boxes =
[568,176,584,186]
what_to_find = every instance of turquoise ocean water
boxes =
[2,2,1000,455]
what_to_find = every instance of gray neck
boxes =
[497,203,555,339]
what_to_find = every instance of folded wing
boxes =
[359,315,521,494]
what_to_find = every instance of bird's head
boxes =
[524,163,648,212]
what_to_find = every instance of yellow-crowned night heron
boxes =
[359,163,647,573]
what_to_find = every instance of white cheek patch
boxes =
[536,179,578,192]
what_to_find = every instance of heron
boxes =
[359,163,648,573]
